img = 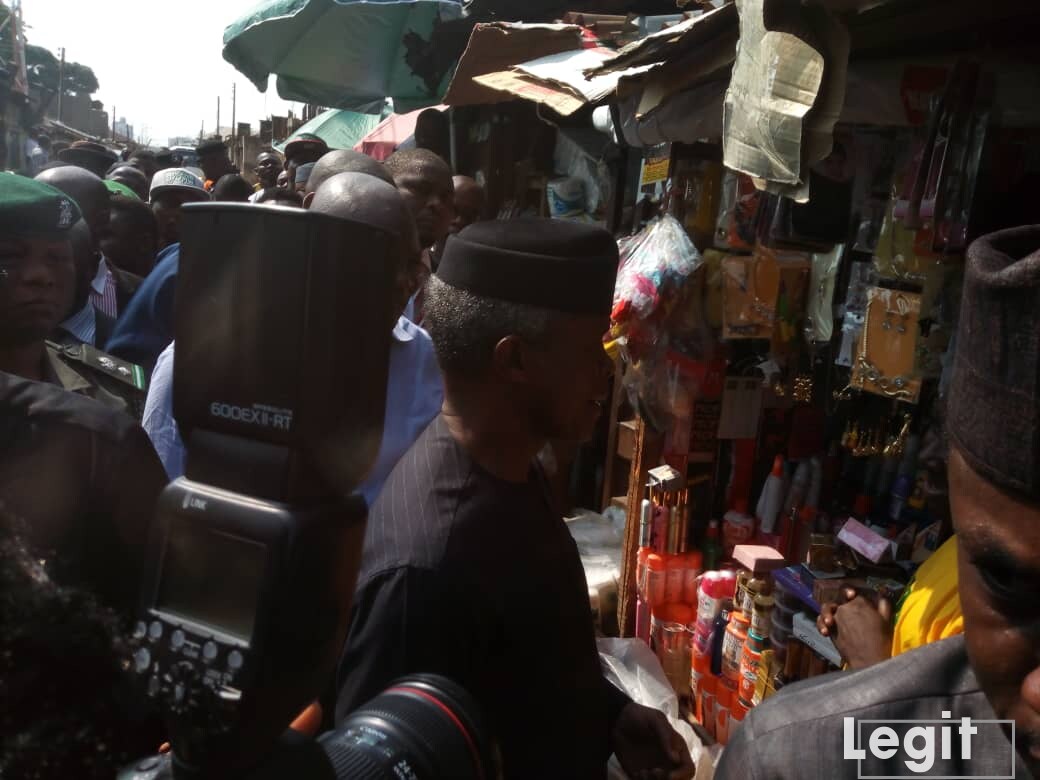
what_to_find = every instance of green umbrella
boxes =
[274,109,385,152]
[223,0,465,114]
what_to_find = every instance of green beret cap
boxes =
[0,173,81,237]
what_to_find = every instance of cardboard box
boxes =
[444,23,583,108]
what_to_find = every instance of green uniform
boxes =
[44,340,148,419]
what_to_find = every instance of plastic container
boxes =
[665,554,686,605]
[731,697,750,730]
[651,603,694,697]
[744,629,767,654]
[698,673,718,738]
[738,645,762,703]
[695,571,731,632]
[691,642,712,724]
[750,594,775,638]
[715,678,737,745]
[721,611,751,681]
[646,553,668,609]
[682,550,704,605]
[740,577,768,615]
[723,500,756,557]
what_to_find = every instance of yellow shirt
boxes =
[891,536,963,656]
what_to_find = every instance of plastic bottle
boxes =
[715,678,737,745]
[645,553,668,609]
[682,549,704,605]
[722,499,756,557]
[665,554,686,605]
[756,456,786,536]
[703,519,722,571]
[695,571,723,632]
[782,459,812,518]
[721,611,751,682]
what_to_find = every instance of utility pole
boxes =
[199,120,204,145]
[111,106,116,139]
[231,83,237,138]
[57,47,65,123]
[216,96,221,138]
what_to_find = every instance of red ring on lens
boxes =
[387,685,485,780]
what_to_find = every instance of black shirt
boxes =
[0,371,167,617]
[336,415,629,779]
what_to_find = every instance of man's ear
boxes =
[491,335,534,384]
[302,192,314,209]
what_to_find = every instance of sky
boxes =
[24,0,298,146]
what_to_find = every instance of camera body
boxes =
[122,203,496,780]
[127,203,394,775]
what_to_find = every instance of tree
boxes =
[25,44,99,96]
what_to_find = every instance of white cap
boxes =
[150,168,209,202]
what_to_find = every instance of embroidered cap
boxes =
[0,173,82,237]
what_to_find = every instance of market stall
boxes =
[569,0,1040,752]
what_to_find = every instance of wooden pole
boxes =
[618,418,663,637]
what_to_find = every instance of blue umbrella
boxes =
[223,0,465,114]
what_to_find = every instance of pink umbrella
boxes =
[354,105,447,161]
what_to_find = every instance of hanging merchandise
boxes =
[851,287,924,403]
[722,245,780,340]
[715,172,762,252]
[805,245,843,344]
[610,215,708,428]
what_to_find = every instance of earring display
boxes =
[851,287,923,403]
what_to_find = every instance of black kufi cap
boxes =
[196,138,227,155]
[949,225,1040,498]
[435,217,618,315]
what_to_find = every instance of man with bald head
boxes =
[248,150,284,203]
[142,172,443,506]
[451,175,485,234]
[105,163,149,202]
[301,149,394,209]
[35,166,141,319]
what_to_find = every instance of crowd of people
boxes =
[0,133,694,779]
[4,124,1040,780]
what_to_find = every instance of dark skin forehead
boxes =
[395,163,453,197]
[256,153,281,165]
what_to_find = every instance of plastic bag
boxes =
[610,216,708,429]
[613,215,703,326]
[599,638,719,780]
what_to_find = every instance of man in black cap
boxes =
[336,217,694,780]
[196,137,237,192]
[716,226,1040,780]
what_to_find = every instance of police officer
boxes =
[0,174,168,617]
[0,174,147,418]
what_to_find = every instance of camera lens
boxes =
[318,674,495,779]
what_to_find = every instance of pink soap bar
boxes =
[733,544,786,574]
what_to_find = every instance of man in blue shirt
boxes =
[142,171,443,506]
